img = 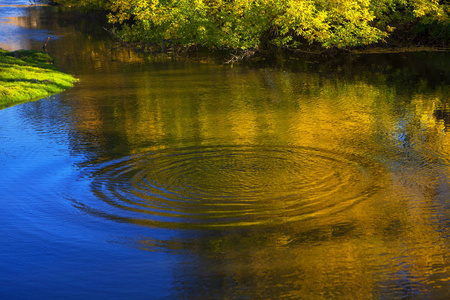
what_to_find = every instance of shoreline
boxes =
[0,49,78,109]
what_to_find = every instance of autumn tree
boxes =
[55,0,449,50]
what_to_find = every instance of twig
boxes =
[103,27,130,47]
[223,49,257,65]
[43,36,50,52]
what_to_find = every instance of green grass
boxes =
[0,48,78,109]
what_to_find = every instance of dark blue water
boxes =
[1,2,449,299]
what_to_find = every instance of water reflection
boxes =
[71,145,387,229]
[0,3,449,299]
[60,58,449,298]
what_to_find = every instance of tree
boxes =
[55,0,449,50]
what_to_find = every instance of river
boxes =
[0,2,449,299]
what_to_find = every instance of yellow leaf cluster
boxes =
[55,0,449,50]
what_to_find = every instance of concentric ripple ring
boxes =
[73,145,386,229]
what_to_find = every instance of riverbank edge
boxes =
[0,49,78,109]
[41,4,448,65]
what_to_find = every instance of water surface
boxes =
[0,2,449,299]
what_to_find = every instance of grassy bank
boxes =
[0,49,78,109]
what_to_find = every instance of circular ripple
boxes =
[74,146,386,229]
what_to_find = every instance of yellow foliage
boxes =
[55,0,449,49]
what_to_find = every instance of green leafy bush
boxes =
[55,0,449,50]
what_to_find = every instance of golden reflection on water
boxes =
[82,145,387,228]
[91,68,396,154]
[63,57,450,298]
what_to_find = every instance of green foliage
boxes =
[54,0,450,50]
[0,49,78,109]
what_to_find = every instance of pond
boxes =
[0,2,449,299]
